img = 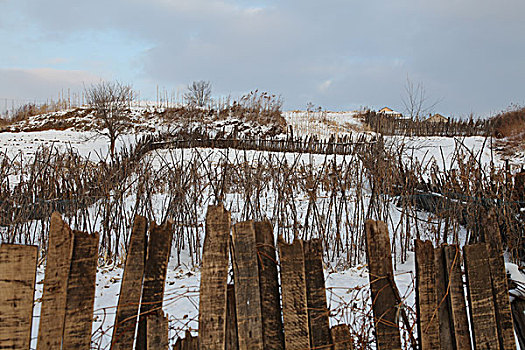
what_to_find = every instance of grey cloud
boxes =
[3,0,525,116]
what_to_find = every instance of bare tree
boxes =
[402,77,441,120]
[85,81,133,161]
[184,81,212,107]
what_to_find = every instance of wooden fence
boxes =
[0,208,523,349]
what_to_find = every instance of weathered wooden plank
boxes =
[146,310,169,350]
[443,245,471,350]
[198,205,231,350]
[304,239,332,349]
[364,220,402,350]
[0,244,38,349]
[254,220,284,350]
[483,211,517,350]
[415,240,440,349]
[111,215,148,350]
[62,230,99,349]
[137,220,174,350]
[37,212,75,350]
[464,243,500,349]
[226,284,239,350]
[434,246,454,350]
[278,237,311,350]
[232,221,264,350]
[331,324,354,350]
[181,330,199,350]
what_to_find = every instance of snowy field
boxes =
[0,126,523,349]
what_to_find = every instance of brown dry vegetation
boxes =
[491,104,525,139]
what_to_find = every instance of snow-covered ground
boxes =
[1,122,522,348]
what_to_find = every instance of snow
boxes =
[1,116,522,348]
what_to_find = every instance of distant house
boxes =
[378,107,403,118]
[426,113,449,123]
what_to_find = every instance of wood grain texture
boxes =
[278,237,311,350]
[232,221,264,350]
[331,324,354,350]
[198,205,230,350]
[62,230,99,349]
[364,220,401,350]
[464,243,499,350]
[37,212,74,350]
[414,240,440,350]
[434,246,454,350]
[111,215,148,350]
[0,244,38,350]
[254,220,284,350]
[225,284,239,350]
[146,310,169,350]
[443,245,471,350]
[483,211,516,350]
[137,220,174,350]
[304,239,332,349]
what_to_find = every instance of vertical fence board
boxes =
[304,239,332,349]
[226,284,239,350]
[483,212,517,350]
[331,324,354,350]
[415,240,440,349]
[443,245,471,350]
[111,215,148,350]
[434,246,454,350]
[137,220,174,350]
[278,237,311,350]
[62,230,99,349]
[364,220,402,350]
[464,243,500,349]
[232,221,264,350]
[0,244,38,349]
[37,212,74,350]
[146,310,169,350]
[198,205,230,350]
[254,220,284,350]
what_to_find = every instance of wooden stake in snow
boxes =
[255,220,284,350]
[414,240,440,349]
[304,238,332,349]
[111,215,148,350]
[232,220,264,349]
[278,237,311,350]
[198,205,231,350]
[137,220,173,350]
[0,244,38,349]
[37,212,75,350]
[364,220,402,350]
[62,229,99,349]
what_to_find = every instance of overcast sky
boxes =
[1,0,524,117]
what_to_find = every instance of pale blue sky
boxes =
[1,0,524,117]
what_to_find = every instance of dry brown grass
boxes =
[491,104,525,139]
